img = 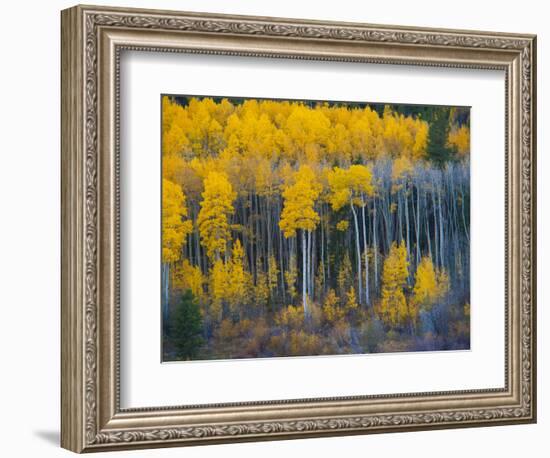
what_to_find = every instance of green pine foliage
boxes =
[426,107,454,166]
[169,290,203,360]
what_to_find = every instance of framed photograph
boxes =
[61,4,537,453]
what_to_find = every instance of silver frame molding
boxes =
[61,4,537,453]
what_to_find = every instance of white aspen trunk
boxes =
[307,229,312,298]
[373,200,378,291]
[361,201,369,307]
[404,184,410,259]
[255,194,262,272]
[397,190,403,243]
[266,198,272,261]
[425,217,432,261]
[278,231,285,302]
[350,202,363,305]
[384,195,392,250]
[162,263,170,323]
[311,230,316,299]
[438,188,444,269]
[460,186,470,243]
[320,206,325,294]
[416,184,421,266]
[326,203,331,281]
[424,190,432,261]
[432,187,439,268]
[194,221,201,273]
[249,192,255,280]
[302,230,308,316]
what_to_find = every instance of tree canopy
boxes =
[161,96,471,361]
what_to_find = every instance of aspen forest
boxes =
[161,95,471,361]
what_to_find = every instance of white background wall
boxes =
[0,0,546,456]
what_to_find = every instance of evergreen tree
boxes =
[170,290,203,360]
[426,107,454,166]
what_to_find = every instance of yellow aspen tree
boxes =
[447,125,470,158]
[391,156,414,184]
[322,288,344,324]
[162,96,191,156]
[412,120,429,160]
[162,178,193,323]
[412,256,451,328]
[227,239,250,315]
[197,171,236,260]
[412,256,438,308]
[279,165,321,316]
[162,178,192,263]
[172,260,204,303]
[327,165,375,306]
[379,241,410,328]
[254,271,269,309]
[211,98,235,127]
[413,256,450,311]
[326,122,352,164]
[347,110,374,161]
[336,220,349,231]
[162,154,186,183]
[379,108,428,160]
[315,260,325,300]
[284,254,298,301]
[345,286,358,312]
[267,255,279,298]
[185,98,222,157]
[283,105,331,163]
[337,252,353,302]
[436,269,450,299]
[210,259,229,322]
[275,305,304,330]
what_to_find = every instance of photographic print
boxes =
[161,95,470,362]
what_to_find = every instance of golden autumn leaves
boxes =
[162,179,192,263]
[162,97,437,166]
[161,95,470,359]
[378,242,449,329]
[279,166,321,237]
[164,159,449,330]
[197,171,236,260]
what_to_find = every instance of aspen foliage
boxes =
[412,256,437,306]
[379,241,410,327]
[391,156,414,183]
[285,254,298,300]
[336,220,349,231]
[162,96,430,167]
[327,165,375,211]
[412,256,450,312]
[197,171,236,260]
[322,288,344,324]
[162,97,191,156]
[209,259,229,322]
[172,260,204,303]
[447,125,471,158]
[345,287,359,311]
[337,253,353,300]
[279,165,322,237]
[161,95,471,361]
[227,240,251,313]
[275,305,304,329]
[268,255,279,295]
[162,179,192,263]
[254,271,270,309]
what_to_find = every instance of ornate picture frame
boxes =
[61,4,536,453]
